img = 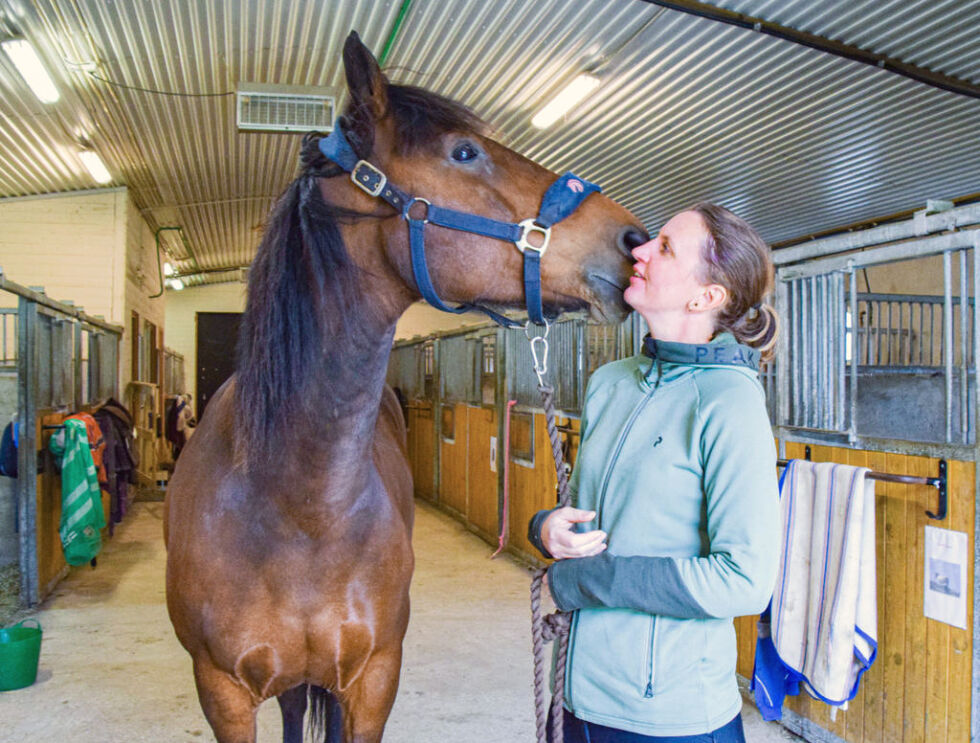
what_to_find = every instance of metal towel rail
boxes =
[777,454,947,521]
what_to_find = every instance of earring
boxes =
[688,301,700,311]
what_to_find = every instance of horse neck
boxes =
[275,319,397,497]
[272,218,412,501]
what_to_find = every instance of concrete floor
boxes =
[0,500,801,742]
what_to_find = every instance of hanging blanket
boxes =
[752,459,877,717]
[49,418,106,566]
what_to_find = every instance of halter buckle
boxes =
[351,160,387,198]
[516,218,551,255]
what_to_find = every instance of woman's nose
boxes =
[617,227,649,258]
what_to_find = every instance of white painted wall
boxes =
[164,282,246,404]
[0,189,124,319]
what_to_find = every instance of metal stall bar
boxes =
[837,273,846,429]
[775,279,790,427]
[774,203,980,266]
[802,278,812,427]
[972,231,980,743]
[787,280,803,426]
[944,251,954,443]
[961,250,969,443]
[16,298,38,606]
[849,266,858,442]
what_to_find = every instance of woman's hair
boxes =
[690,202,779,362]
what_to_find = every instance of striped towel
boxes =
[771,459,878,706]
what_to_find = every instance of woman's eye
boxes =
[451,142,480,162]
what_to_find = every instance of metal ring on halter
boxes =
[404,196,432,223]
[516,218,551,255]
[524,317,550,341]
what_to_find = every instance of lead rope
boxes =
[527,326,572,743]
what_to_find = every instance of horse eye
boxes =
[451,142,480,163]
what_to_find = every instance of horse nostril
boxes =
[617,227,648,255]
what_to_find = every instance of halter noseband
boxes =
[318,124,601,328]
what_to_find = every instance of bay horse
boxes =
[165,31,645,743]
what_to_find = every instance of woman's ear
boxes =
[688,284,728,313]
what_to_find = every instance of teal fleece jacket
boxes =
[531,333,779,736]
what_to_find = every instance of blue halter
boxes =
[318,124,601,327]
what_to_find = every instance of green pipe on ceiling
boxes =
[378,0,414,68]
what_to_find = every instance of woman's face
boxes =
[623,210,711,318]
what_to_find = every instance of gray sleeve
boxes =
[527,508,557,559]
[547,552,709,618]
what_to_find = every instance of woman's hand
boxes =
[541,507,607,559]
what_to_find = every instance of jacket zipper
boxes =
[596,383,658,531]
[568,375,659,706]
[644,616,658,697]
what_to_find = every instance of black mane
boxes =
[234,83,483,466]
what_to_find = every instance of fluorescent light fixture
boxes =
[163,261,175,277]
[78,149,112,184]
[531,74,601,129]
[1,38,60,103]
[168,278,185,291]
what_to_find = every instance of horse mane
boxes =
[234,82,483,467]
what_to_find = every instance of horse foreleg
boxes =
[339,649,403,743]
[193,658,258,743]
[276,684,308,743]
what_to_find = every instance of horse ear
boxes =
[343,31,388,121]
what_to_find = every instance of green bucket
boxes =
[0,619,42,691]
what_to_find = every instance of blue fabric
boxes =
[427,204,522,242]
[523,249,545,325]
[553,709,745,743]
[537,173,601,228]
[318,126,359,171]
[750,613,800,721]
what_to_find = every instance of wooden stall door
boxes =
[507,411,562,559]
[408,402,436,502]
[466,405,497,539]
[438,403,468,516]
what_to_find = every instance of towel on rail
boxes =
[752,459,878,718]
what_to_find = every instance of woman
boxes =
[529,203,780,742]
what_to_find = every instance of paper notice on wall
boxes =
[489,436,497,472]
[924,526,967,629]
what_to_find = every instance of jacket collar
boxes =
[642,333,760,372]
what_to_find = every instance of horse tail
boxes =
[307,685,344,743]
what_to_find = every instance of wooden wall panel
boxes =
[946,459,974,743]
[466,406,497,538]
[439,404,468,515]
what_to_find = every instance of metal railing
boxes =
[774,212,980,450]
[0,272,124,606]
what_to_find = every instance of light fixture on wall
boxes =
[163,261,176,277]
[168,278,185,291]
[78,149,112,184]
[1,38,60,103]
[531,74,601,129]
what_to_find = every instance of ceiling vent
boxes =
[236,83,335,133]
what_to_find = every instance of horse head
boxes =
[325,31,647,326]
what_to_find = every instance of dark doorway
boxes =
[196,312,242,420]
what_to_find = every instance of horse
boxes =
[164,31,645,743]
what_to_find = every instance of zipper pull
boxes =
[644,681,654,698]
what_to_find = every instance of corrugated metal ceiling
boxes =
[0,0,977,288]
